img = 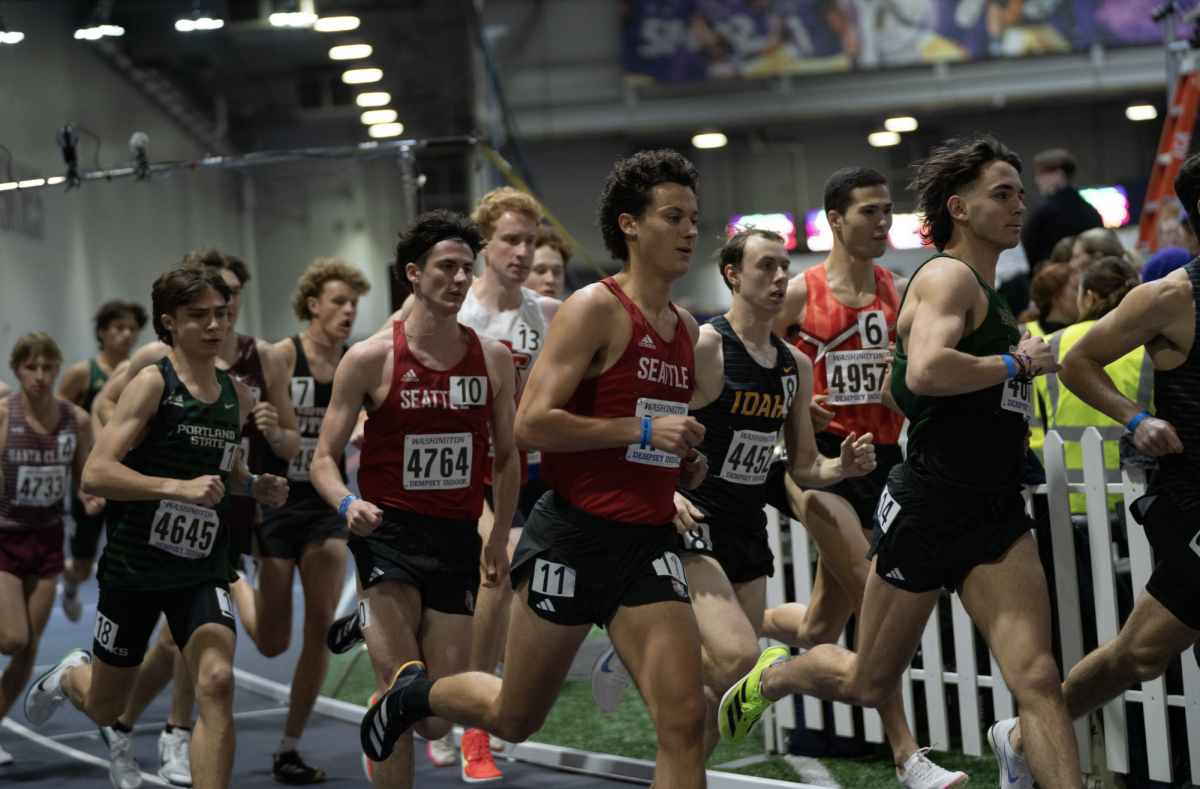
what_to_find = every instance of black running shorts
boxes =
[348,506,481,617]
[512,492,691,627]
[256,494,349,559]
[92,579,236,668]
[763,438,904,530]
[1129,491,1200,631]
[867,463,1033,593]
[676,500,774,584]
[69,491,106,560]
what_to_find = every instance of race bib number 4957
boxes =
[149,500,219,559]
[826,349,890,405]
[625,398,688,468]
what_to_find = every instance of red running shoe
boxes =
[460,728,503,783]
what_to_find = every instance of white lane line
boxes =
[49,706,289,742]
[1,717,168,786]
[783,755,841,788]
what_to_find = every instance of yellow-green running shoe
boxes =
[719,646,790,744]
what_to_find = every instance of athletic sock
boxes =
[111,721,133,734]
[277,735,300,756]
[399,675,436,721]
[164,723,191,734]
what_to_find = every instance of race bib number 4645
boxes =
[150,500,218,559]
[625,398,688,468]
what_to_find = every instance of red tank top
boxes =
[0,394,78,531]
[226,335,267,530]
[542,278,696,524]
[796,263,905,446]
[358,322,493,520]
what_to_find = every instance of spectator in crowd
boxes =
[1069,226,1142,273]
[1178,207,1200,258]
[1021,148,1104,265]
[1048,235,1076,265]
[1141,246,1192,283]
[1156,204,1187,251]
[1026,262,1080,337]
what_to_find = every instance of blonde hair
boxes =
[10,332,63,373]
[471,187,543,240]
[291,259,372,321]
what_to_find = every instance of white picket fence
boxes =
[759,428,1200,783]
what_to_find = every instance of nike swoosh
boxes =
[224,403,237,409]
[1001,746,1018,784]
[601,652,618,674]
[783,366,794,373]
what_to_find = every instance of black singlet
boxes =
[1152,259,1200,511]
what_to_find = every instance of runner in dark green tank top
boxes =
[26,264,288,789]
[721,136,1083,789]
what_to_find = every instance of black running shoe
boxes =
[272,750,325,785]
[361,661,428,762]
[327,611,363,655]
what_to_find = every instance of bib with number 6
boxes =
[149,500,220,559]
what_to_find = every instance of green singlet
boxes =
[80,358,108,414]
[890,253,1029,494]
[98,358,241,591]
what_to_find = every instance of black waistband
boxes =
[551,494,676,543]
[378,504,477,531]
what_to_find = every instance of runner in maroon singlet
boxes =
[86,251,300,784]
[0,333,94,766]
[311,210,518,789]
[356,150,711,788]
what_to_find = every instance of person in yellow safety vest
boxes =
[1037,257,1150,511]
[1027,262,1083,454]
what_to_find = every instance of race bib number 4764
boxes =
[403,433,472,489]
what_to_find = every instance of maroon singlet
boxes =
[226,335,267,530]
[0,394,78,530]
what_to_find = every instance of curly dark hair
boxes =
[93,300,148,349]
[151,264,232,346]
[909,134,1022,251]
[597,149,699,262]
[394,210,486,294]
[824,167,888,217]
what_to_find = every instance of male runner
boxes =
[88,251,300,786]
[25,263,289,789]
[357,149,711,789]
[756,168,960,786]
[58,299,147,621]
[256,258,371,783]
[721,135,1082,789]
[526,224,569,300]
[590,227,880,764]
[993,152,1200,789]
[312,210,519,788]
[0,333,94,767]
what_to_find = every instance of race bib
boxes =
[403,433,472,489]
[149,500,219,559]
[291,377,316,409]
[15,465,67,507]
[449,376,487,408]
[57,433,77,462]
[875,487,901,533]
[826,349,890,405]
[681,522,713,552]
[625,398,688,468]
[218,440,247,473]
[1000,377,1033,418]
[513,321,542,353]
[532,558,576,597]
[93,610,119,653]
[858,310,889,349]
[288,437,319,482]
[719,429,776,485]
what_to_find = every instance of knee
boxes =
[654,692,707,742]
[1007,652,1063,699]
[0,634,29,657]
[196,662,235,705]
[86,698,126,728]
[712,649,760,696]
[851,669,901,709]
[1118,639,1174,683]
[494,711,546,744]
[256,627,290,658]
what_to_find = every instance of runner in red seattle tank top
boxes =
[357,320,494,521]
[542,277,697,525]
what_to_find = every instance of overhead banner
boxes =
[622,0,1172,83]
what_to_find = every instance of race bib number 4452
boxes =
[403,433,472,489]
[149,500,219,559]
[625,398,689,468]
[719,430,776,485]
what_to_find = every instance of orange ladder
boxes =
[1137,71,1200,253]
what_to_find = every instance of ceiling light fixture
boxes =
[74,23,124,39]
[314,16,359,32]
[176,17,224,31]
[343,68,382,84]
[356,92,391,107]
[868,131,901,147]
[884,116,918,133]
[0,10,24,44]
[269,11,317,27]
[0,182,15,191]
[361,109,398,125]
[692,132,727,149]
[1125,104,1158,121]
[368,123,404,138]
[329,44,371,60]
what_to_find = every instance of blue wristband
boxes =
[1001,355,1017,380]
[1126,410,1152,434]
[640,416,652,449]
[339,495,359,517]
[246,475,260,497]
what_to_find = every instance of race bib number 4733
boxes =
[403,433,472,489]
[149,500,219,559]
[15,465,67,507]
[625,398,688,468]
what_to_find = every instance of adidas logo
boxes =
[370,567,384,581]
[401,368,419,382]
[885,568,905,582]
[638,334,656,350]
[536,599,556,612]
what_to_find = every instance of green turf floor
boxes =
[320,646,1000,788]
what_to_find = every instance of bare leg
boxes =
[61,659,141,726]
[65,557,95,584]
[253,557,295,658]
[117,623,185,728]
[283,539,348,741]
[181,623,238,789]
[468,500,520,676]
[0,576,56,719]
[229,577,258,646]
[959,534,1079,789]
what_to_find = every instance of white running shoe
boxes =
[488,734,505,753]
[897,747,968,789]
[24,648,90,726]
[158,728,192,787]
[426,731,456,767]
[61,576,83,622]
[988,718,1033,789]
[101,726,143,789]
[590,643,631,713]
[0,742,13,766]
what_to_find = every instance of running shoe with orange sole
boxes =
[460,728,503,783]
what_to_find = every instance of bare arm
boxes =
[256,340,301,460]
[688,325,725,410]
[229,378,289,505]
[93,342,170,426]
[58,361,91,406]
[481,339,518,588]
[781,347,875,486]
[1060,279,1189,456]
[539,296,562,327]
